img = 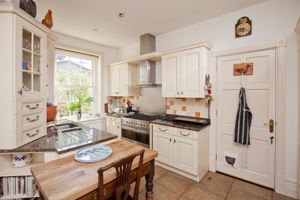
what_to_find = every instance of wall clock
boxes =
[235,16,252,38]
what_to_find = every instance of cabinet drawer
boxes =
[16,100,44,115]
[153,124,174,135]
[22,125,44,145]
[177,129,198,140]
[107,116,121,124]
[22,112,43,130]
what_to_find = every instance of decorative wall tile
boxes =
[166,98,209,118]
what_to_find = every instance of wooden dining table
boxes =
[31,140,158,200]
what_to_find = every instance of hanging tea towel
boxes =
[234,87,252,145]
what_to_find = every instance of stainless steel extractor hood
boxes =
[130,33,161,87]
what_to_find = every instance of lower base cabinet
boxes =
[152,124,209,181]
[106,116,121,138]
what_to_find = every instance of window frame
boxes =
[54,48,101,118]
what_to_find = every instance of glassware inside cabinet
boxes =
[33,74,41,91]
[22,29,32,51]
[33,54,41,74]
[33,35,41,54]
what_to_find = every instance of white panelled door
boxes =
[217,49,276,188]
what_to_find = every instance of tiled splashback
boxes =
[108,96,140,111]
[166,98,209,118]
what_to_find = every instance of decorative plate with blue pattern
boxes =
[74,146,112,163]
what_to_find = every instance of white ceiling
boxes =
[35,0,266,48]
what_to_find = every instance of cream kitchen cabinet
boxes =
[162,44,210,98]
[0,4,50,149]
[106,116,121,138]
[109,63,138,97]
[152,124,209,181]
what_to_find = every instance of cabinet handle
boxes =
[26,129,39,137]
[18,89,23,95]
[174,139,176,143]
[169,138,172,142]
[180,132,191,137]
[181,91,183,95]
[26,104,39,110]
[27,115,39,122]
[159,127,168,132]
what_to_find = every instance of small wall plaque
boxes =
[233,63,253,76]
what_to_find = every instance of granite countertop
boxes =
[151,118,210,132]
[0,120,118,154]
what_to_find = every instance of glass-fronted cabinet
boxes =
[17,17,46,100]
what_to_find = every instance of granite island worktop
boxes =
[0,120,118,154]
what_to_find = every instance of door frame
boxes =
[208,40,287,195]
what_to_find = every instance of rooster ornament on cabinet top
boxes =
[42,10,53,29]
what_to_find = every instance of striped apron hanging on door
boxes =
[234,87,252,145]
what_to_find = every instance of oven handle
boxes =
[121,126,149,135]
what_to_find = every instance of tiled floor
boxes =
[134,166,298,200]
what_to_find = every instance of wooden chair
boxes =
[98,149,145,200]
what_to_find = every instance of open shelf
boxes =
[0,153,44,177]
[0,192,39,200]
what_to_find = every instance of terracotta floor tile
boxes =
[140,183,181,200]
[231,179,272,200]
[227,187,267,200]
[156,172,193,194]
[182,185,225,200]
[193,171,234,198]
[272,192,298,200]
[154,166,168,181]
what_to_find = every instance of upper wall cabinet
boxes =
[162,45,210,98]
[109,63,138,97]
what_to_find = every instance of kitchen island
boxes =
[31,140,158,200]
[0,120,118,199]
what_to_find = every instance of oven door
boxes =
[121,126,149,147]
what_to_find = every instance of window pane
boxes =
[55,52,95,117]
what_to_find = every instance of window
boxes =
[54,49,100,117]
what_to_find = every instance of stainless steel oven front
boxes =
[121,126,149,147]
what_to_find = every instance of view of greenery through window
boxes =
[55,54,94,117]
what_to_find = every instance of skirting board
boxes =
[155,161,206,182]
[286,179,298,199]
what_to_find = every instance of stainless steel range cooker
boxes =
[121,114,163,147]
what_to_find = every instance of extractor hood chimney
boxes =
[140,33,156,55]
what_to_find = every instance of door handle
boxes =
[264,119,274,133]
[270,136,274,144]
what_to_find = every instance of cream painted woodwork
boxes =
[216,49,276,188]
[162,45,209,98]
[152,124,209,181]
[296,18,300,199]
[161,53,180,97]
[106,116,121,138]
[108,63,138,97]
[0,5,49,149]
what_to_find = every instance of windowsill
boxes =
[62,114,102,123]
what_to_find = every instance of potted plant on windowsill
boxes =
[68,95,94,120]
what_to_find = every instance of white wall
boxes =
[51,32,119,117]
[118,0,299,197]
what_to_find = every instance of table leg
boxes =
[145,160,155,200]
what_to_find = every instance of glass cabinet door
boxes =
[21,29,42,94]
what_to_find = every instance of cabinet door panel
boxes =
[118,64,128,96]
[162,53,180,97]
[180,47,205,98]
[173,136,197,175]
[153,132,172,165]
[16,16,47,100]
